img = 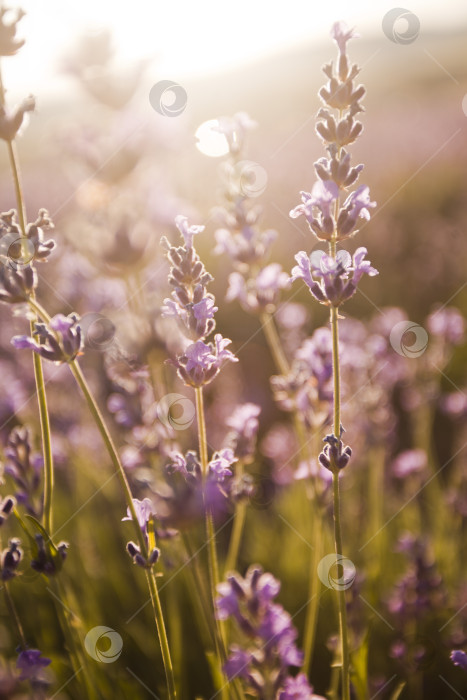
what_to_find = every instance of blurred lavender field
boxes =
[1,3,467,699]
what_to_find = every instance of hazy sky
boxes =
[2,0,467,95]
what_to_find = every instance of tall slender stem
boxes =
[330,303,350,700]
[194,386,231,700]
[260,312,290,376]
[224,459,246,575]
[68,360,176,699]
[3,135,55,535]
[194,388,224,632]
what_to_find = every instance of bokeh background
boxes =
[1,1,467,698]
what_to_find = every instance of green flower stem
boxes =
[194,386,231,700]
[260,310,325,673]
[260,311,290,376]
[68,360,177,700]
[26,298,176,698]
[224,459,246,575]
[302,510,323,676]
[49,577,99,700]
[330,303,351,700]
[2,132,55,535]
[3,582,26,649]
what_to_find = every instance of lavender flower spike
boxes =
[175,215,204,249]
[12,313,83,363]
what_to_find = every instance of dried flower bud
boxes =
[0,8,25,56]
[0,95,35,141]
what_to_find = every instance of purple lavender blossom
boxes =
[122,497,156,534]
[171,334,238,388]
[216,566,306,696]
[209,448,237,481]
[224,403,261,462]
[16,649,51,683]
[279,673,323,699]
[174,215,204,249]
[337,186,376,237]
[290,246,378,306]
[12,313,83,363]
[451,649,467,671]
[226,263,290,313]
[0,263,37,303]
[289,181,338,239]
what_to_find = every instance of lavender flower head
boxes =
[162,215,238,387]
[16,649,51,683]
[290,247,378,306]
[12,313,83,363]
[122,498,160,568]
[216,566,310,696]
[290,21,377,304]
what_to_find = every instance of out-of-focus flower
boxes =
[451,649,467,671]
[0,8,25,56]
[224,403,261,463]
[391,449,427,479]
[31,534,68,576]
[279,673,324,699]
[226,263,290,313]
[0,95,35,141]
[174,215,204,249]
[12,313,83,363]
[3,425,43,517]
[216,566,306,695]
[16,649,51,683]
[427,307,465,345]
[0,495,15,526]
[1,538,23,581]
[0,264,36,303]
[213,111,257,155]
